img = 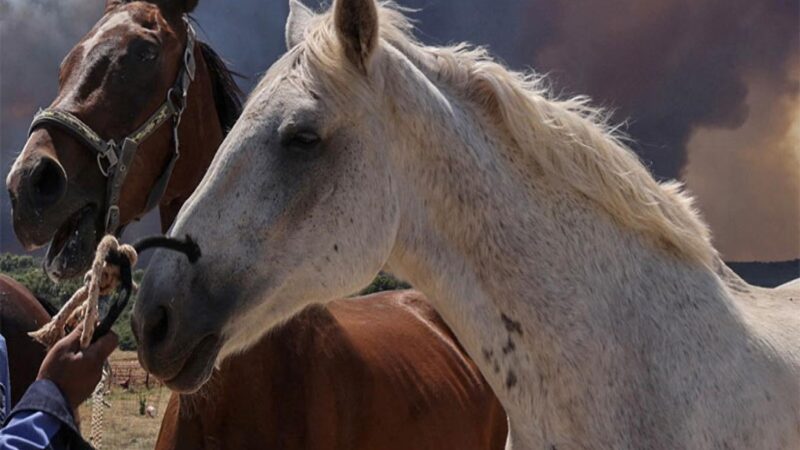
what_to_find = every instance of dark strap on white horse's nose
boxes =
[92,234,201,343]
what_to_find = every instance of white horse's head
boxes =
[133,0,715,393]
[133,0,402,392]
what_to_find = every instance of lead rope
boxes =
[30,236,138,348]
[28,234,201,448]
[89,364,109,448]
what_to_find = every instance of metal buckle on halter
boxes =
[97,141,119,177]
[183,18,196,81]
[167,87,188,115]
[184,45,196,82]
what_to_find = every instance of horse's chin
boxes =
[161,334,222,393]
[44,205,99,282]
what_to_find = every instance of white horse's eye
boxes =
[291,131,320,146]
[283,130,323,160]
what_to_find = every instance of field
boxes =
[78,351,170,449]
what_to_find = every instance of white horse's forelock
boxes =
[283,1,715,267]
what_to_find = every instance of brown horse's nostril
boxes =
[28,157,67,209]
[144,305,172,350]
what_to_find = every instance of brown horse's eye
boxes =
[130,40,159,62]
[138,46,159,62]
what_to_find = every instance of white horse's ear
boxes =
[333,0,379,74]
[286,0,314,49]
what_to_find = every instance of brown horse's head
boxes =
[5,0,237,281]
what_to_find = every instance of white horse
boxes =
[134,0,800,448]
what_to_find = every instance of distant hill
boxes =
[726,260,800,288]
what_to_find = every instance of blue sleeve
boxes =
[0,336,10,422]
[1,381,91,450]
[0,335,91,450]
[0,411,62,449]
[0,335,63,448]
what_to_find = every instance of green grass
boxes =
[78,385,170,449]
[77,350,170,449]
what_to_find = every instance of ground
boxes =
[78,351,169,449]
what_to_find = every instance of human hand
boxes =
[36,326,118,411]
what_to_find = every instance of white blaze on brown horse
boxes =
[135,0,800,448]
[5,0,507,447]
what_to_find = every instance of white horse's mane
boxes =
[279,1,716,266]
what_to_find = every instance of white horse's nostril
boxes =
[143,305,172,350]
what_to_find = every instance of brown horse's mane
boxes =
[197,40,244,134]
[102,5,242,134]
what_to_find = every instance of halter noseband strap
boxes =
[28,18,197,235]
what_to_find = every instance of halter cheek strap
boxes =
[27,18,197,235]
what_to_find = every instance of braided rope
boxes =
[28,236,135,448]
[29,235,137,348]
[26,233,199,445]
[89,363,110,448]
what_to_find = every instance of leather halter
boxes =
[28,18,197,235]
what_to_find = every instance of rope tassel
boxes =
[29,234,200,349]
[30,236,136,348]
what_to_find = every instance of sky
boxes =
[1,0,798,262]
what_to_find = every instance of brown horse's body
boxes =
[156,291,507,450]
[0,275,50,406]
[6,1,507,447]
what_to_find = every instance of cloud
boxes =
[1,0,797,261]
[684,62,800,261]
[524,0,799,180]
[1,0,106,253]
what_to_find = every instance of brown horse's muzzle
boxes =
[7,129,103,280]
[7,155,67,248]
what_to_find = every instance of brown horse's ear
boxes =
[333,0,379,74]
[104,0,198,16]
[152,0,199,17]
[179,0,199,13]
[105,0,125,10]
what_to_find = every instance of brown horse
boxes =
[156,290,507,450]
[0,275,51,407]
[6,0,507,447]
[3,0,237,411]
[6,0,236,281]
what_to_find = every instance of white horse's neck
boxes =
[377,44,789,448]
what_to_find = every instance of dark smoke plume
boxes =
[1,0,798,261]
[684,69,800,261]
[1,0,105,253]
[523,0,799,179]
[514,0,799,260]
